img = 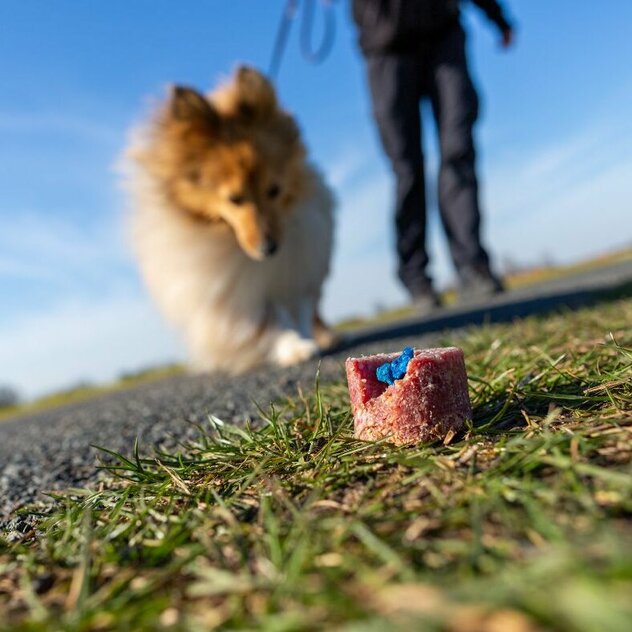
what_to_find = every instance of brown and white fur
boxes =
[125,66,336,372]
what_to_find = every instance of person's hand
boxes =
[501,28,514,49]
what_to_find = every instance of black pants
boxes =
[366,23,491,295]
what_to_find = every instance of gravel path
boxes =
[1,260,630,520]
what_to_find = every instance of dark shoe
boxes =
[412,290,442,316]
[458,266,504,303]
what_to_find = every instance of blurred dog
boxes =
[125,66,336,372]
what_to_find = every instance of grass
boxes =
[1,297,631,631]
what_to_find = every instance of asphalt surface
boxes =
[1,261,631,520]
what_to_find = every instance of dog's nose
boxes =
[262,237,278,257]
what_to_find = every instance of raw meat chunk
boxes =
[345,347,472,445]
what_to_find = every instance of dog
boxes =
[125,66,336,373]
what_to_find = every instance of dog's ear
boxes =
[233,66,277,122]
[169,85,220,129]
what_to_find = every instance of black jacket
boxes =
[352,0,512,54]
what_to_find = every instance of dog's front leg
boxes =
[270,302,319,367]
[299,298,341,351]
[297,296,317,339]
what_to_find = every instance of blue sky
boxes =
[1,0,631,398]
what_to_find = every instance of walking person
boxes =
[352,0,514,310]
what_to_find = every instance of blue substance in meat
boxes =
[376,347,414,386]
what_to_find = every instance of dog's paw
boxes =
[272,330,319,367]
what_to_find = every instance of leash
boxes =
[268,0,337,81]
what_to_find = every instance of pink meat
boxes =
[345,347,472,445]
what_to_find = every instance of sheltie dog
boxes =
[125,66,336,373]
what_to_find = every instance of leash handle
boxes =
[268,0,337,82]
[300,0,336,65]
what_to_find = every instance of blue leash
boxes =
[268,0,337,81]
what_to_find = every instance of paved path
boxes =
[1,261,630,519]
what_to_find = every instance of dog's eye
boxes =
[186,168,201,184]
[228,193,246,205]
[267,183,281,199]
